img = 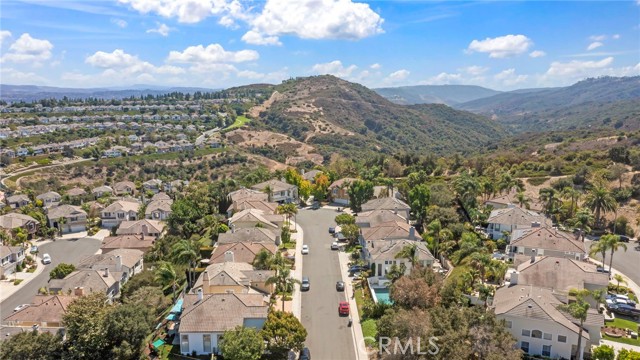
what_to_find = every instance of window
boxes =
[531,330,542,339]
[543,333,552,340]
[542,345,551,357]
[203,335,211,353]
[520,341,529,353]
[505,321,512,329]
[557,335,567,343]
[521,329,530,337]
[180,335,189,353]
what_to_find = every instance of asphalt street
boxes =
[0,238,102,321]
[585,238,640,287]
[297,208,356,360]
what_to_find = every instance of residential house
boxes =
[301,169,323,183]
[192,261,274,295]
[360,221,417,243]
[47,204,87,234]
[178,292,268,356]
[101,234,155,254]
[113,181,136,196]
[92,185,113,199]
[36,191,61,207]
[143,179,163,194]
[209,242,277,265]
[228,188,268,203]
[328,178,357,205]
[250,179,298,204]
[0,213,39,237]
[3,295,75,331]
[150,192,171,202]
[145,199,173,220]
[217,227,280,245]
[507,226,586,263]
[363,239,434,286]
[484,190,544,212]
[493,285,603,360]
[77,248,144,287]
[115,219,164,238]
[228,209,284,230]
[0,245,25,278]
[486,204,550,240]
[103,146,128,158]
[48,268,119,300]
[6,194,30,209]
[66,187,87,201]
[100,199,140,229]
[226,199,278,218]
[361,197,411,220]
[16,147,28,157]
[356,209,408,228]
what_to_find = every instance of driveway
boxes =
[297,207,356,360]
[585,239,640,287]
[1,237,102,320]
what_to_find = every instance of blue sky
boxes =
[1,0,638,90]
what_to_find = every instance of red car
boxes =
[338,301,350,316]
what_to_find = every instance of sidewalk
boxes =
[338,250,369,360]
[0,254,46,303]
[291,221,304,320]
[587,257,640,298]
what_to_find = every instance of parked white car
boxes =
[42,253,52,264]
[331,242,339,250]
[301,245,309,255]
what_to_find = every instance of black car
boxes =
[299,347,311,360]
[618,235,630,243]
[329,227,335,234]
[349,265,367,274]
[301,277,310,291]
[608,304,640,319]
[336,281,345,291]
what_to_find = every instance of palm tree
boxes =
[266,266,301,311]
[613,273,627,292]
[591,288,606,313]
[488,260,508,284]
[425,219,442,259]
[57,217,67,237]
[155,261,178,301]
[572,208,594,241]
[584,185,617,228]
[253,249,275,270]
[469,252,492,284]
[480,178,496,201]
[276,203,298,227]
[498,173,518,195]
[539,187,561,217]
[453,173,480,208]
[561,186,582,219]
[385,263,407,283]
[263,185,273,202]
[558,290,589,360]
[395,243,419,267]
[171,239,201,288]
[604,234,627,275]
[478,284,494,308]
[515,191,530,209]
[589,241,608,268]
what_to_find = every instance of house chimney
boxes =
[224,251,234,263]
[115,255,122,272]
[141,224,148,237]
[507,203,516,208]
[197,288,203,301]
[409,226,416,240]
[530,249,536,263]
[203,270,209,283]
[393,206,398,215]
[510,272,519,285]
[103,268,109,277]
[74,287,85,297]
[231,224,235,233]
[275,235,281,246]
[531,221,540,228]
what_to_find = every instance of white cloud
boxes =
[370,63,381,70]
[147,23,173,37]
[244,0,383,45]
[612,34,620,39]
[423,72,463,85]
[529,50,546,58]
[86,49,139,68]
[460,65,488,75]
[589,34,607,42]
[118,0,243,24]
[494,68,528,87]
[311,60,357,77]
[384,69,410,83]
[85,49,186,78]
[167,44,259,64]
[0,30,12,46]
[241,30,282,46]
[2,33,53,64]
[111,18,128,28]
[546,57,614,77]
[467,34,533,58]
[587,41,603,51]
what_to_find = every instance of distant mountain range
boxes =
[0,84,219,102]
[374,85,502,106]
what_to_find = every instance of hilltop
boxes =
[374,84,501,105]
[251,75,507,158]
[456,76,640,132]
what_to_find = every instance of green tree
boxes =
[276,203,298,227]
[592,344,615,360]
[539,187,561,217]
[123,286,171,318]
[63,293,111,359]
[469,252,492,284]
[219,326,265,360]
[589,241,608,269]
[253,249,275,270]
[347,179,374,213]
[617,349,640,360]
[557,290,589,360]
[103,303,154,360]
[171,239,201,288]
[613,273,627,292]
[515,191,530,209]
[561,186,582,219]
[334,213,355,225]
[261,310,307,360]
[572,208,594,241]
[395,243,419,267]
[584,185,617,228]
[409,183,430,226]
[49,263,75,279]
[603,234,627,274]
[266,266,300,311]
[0,330,64,360]
[340,223,360,246]
[155,261,179,301]
[453,173,480,208]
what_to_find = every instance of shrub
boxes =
[13,279,23,285]
[527,177,550,186]
[49,263,75,279]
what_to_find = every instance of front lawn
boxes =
[361,319,378,346]
[602,317,640,346]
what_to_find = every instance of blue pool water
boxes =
[372,287,392,304]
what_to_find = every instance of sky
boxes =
[0,0,639,90]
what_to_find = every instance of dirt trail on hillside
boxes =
[248,91,283,118]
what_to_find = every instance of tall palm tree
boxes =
[488,260,508,284]
[561,186,582,219]
[264,185,273,202]
[253,249,275,270]
[498,173,518,195]
[155,261,179,301]
[426,219,442,259]
[266,266,301,311]
[604,234,627,275]
[171,239,201,288]
[589,241,608,268]
[480,178,496,201]
[453,173,480,208]
[591,288,606,313]
[558,290,589,360]
[478,284,494,308]
[469,252,492,284]
[515,191,530,209]
[276,203,298,227]
[572,208,594,241]
[395,243,419,267]
[584,185,617,228]
[539,187,561,217]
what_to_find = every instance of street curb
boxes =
[587,257,640,298]
[0,254,46,303]
[292,221,303,320]
[338,250,369,360]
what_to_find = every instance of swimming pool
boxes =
[372,287,392,304]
